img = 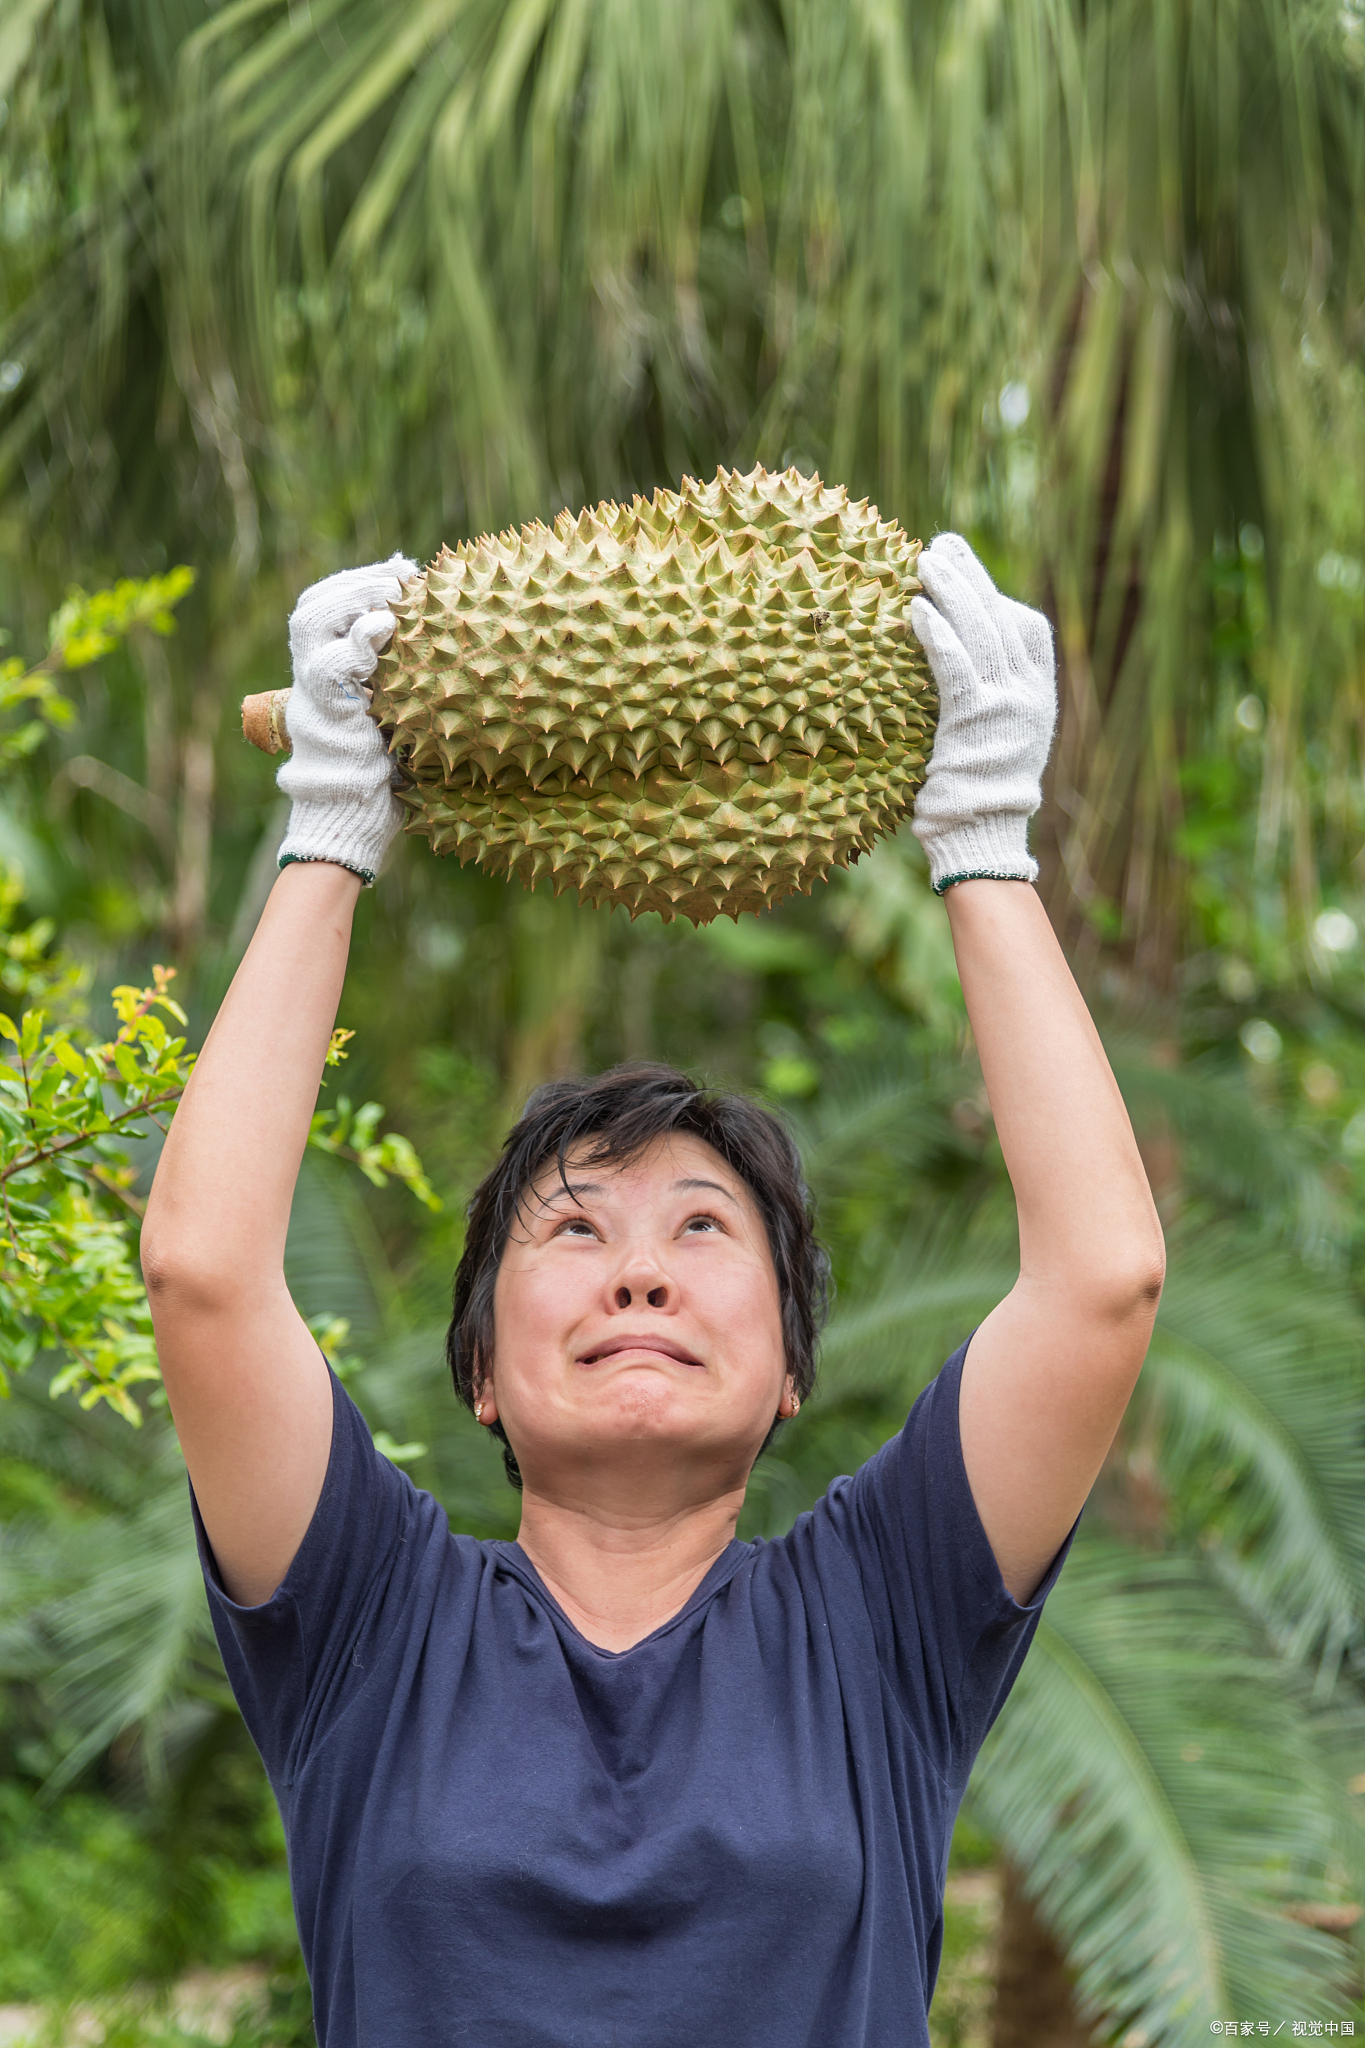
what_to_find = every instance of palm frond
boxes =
[1138,1225,1365,1675]
[0,1421,224,1794]
[5,2,1365,945]
[814,1212,1016,1406]
[973,1537,1362,2041]
[35,1473,226,1793]
[786,1048,969,1200]
[283,1151,391,1343]
[814,1189,1365,1672]
[1109,1045,1342,1254]
[0,0,55,103]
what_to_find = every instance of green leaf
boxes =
[350,1101,384,1150]
[372,1430,428,1466]
[46,569,198,673]
[112,1045,143,1087]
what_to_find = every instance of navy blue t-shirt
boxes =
[195,1340,1070,2047]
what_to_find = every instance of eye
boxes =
[681,1211,723,1235]
[553,1216,599,1240]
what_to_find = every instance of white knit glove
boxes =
[908,534,1057,894]
[277,554,418,885]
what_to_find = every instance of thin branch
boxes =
[86,1165,149,1219]
[0,1088,185,1184]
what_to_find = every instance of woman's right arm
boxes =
[143,556,414,1606]
[142,864,362,1605]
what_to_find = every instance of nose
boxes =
[615,1280,670,1310]
[610,1244,673,1313]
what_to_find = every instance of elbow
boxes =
[140,1231,246,1319]
[1049,1209,1164,1329]
[1139,1207,1167,1302]
[140,1207,193,1301]
[140,1235,201,1312]
[1130,1252,1166,1320]
[140,1233,187,1302]
[1143,1234,1167,1305]
[1101,1221,1166,1324]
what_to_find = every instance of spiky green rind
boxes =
[372,464,935,922]
[408,743,930,923]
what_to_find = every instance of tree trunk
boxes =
[168,677,220,957]
[502,889,603,1114]
[991,1862,1093,2048]
[1033,279,1186,997]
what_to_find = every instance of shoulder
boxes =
[754,1339,1035,1666]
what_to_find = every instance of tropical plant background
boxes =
[1,0,1364,2042]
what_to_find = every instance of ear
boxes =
[472,1362,499,1426]
[777,1375,800,1420]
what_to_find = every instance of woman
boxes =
[143,534,1164,2047]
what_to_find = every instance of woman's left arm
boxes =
[946,882,1165,1601]
[908,535,1165,1602]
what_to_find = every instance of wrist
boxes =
[915,814,1038,895]
[278,851,373,890]
[277,791,403,887]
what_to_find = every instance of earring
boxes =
[474,1401,484,1423]
[791,1394,801,1415]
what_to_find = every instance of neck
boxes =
[515,1476,745,1653]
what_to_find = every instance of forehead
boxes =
[524,1131,755,1210]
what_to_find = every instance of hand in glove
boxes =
[909,534,1056,894]
[277,553,418,885]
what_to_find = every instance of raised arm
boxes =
[142,557,413,1605]
[910,538,1165,1601]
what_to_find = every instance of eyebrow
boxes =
[534,1175,741,1207]
[673,1177,741,1206]
[535,1179,604,1206]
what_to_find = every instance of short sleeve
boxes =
[191,1367,443,1790]
[816,1338,1074,1783]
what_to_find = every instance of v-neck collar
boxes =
[489,1537,750,1658]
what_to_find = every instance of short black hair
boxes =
[446,1062,830,1488]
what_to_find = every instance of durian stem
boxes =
[242,689,292,754]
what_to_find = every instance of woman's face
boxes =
[483,1134,791,1500]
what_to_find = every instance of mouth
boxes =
[576,1334,705,1369]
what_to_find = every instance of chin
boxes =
[602,1380,698,1434]
[580,1378,728,1450]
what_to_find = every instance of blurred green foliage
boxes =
[0,0,1363,2042]
[0,969,193,1422]
[0,587,438,1429]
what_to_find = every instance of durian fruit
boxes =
[369,464,935,924]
